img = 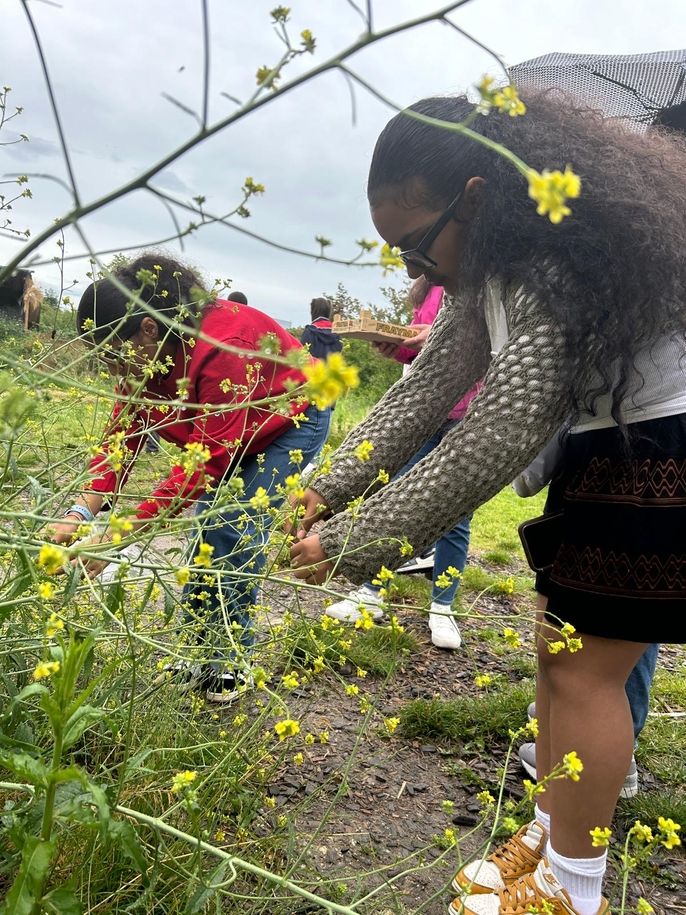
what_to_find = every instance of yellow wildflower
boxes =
[354,608,375,631]
[384,717,401,735]
[477,789,495,808]
[171,769,197,793]
[274,718,300,740]
[282,672,299,689]
[636,899,654,915]
[474,673,492,688]
[249,487,271,511]
[629,820,654,844]
[590,826,612,847]
[319,730,330,744]
[46,612,64,637]
[175,567,191,586]
[38,582,55,601]
[562,750,584,782]
[354,440,374,462]
[193,542,214,568]
[657,816,681,850]
[33,660,61,680]
[502,627,522,648]
[303,352,359,410]
[304,733,315,745]
[36,543,66,575]
[345,684,359,697]
[527,166,582,224]
[379,242,404,271]
[293,752,304,765]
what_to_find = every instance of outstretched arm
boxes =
[313,294,491,513]
[313,295,575,583]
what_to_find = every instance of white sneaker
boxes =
[429,603,462,649]
[325,585,384,623]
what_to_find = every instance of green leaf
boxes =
[107,819,148,882]
[0,836,54,915]
[185,861,229,913]
[0,751,49,787]
[62,704,106,750]
[41,886,83,915]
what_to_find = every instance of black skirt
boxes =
[534,412,686,643]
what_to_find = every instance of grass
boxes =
[399,684,535,747]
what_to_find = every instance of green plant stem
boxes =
[115,804,361,914]
[40,724,63,842]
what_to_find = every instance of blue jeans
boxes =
[184,405,331,660]
[365,419,472,606]
[626,643,659,741]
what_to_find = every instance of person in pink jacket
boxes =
[326,278,480,649]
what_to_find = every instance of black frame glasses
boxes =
[399,190,464,270]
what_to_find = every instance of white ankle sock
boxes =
[534,804,551,836]
[547,843,607,915]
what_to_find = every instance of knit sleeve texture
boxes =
[317,289,575,583]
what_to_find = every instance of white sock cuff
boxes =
[534,804,551,835]
[548,842,607,903]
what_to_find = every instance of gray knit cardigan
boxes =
[314,285,575,583]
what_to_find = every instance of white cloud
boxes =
[2,0,684,322]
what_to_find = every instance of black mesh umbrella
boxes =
[509,49,686,130]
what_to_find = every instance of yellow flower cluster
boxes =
[274,718,300,740]
[474,673,492,688]
[33,660,61,680]
[502,627,522,648]
[249,487,271,511]
[379,242,404,272]
[36,543,66,575]
[109,513,134,546]
[657,816,681,850]
[527,166,582,224]
[171,769,197,793]
[181,442,211,474]
[46,613,64,638]
[478,76,527,117]
[354,608,375,631]
[303,352,359,410]
[38,582,55,601]
[354,440,374,462]
[590,826,612,847]
[562,750,584,782]
[384,717,400,735]
[193,542,214,568]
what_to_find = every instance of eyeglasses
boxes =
[399,190,464,270]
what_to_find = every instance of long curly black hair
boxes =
[368,94,686,426]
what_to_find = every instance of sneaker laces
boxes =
[488,830,543,882]
[496,872,567,915]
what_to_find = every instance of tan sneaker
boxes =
[452,820,546,895]
[450,858,610,915]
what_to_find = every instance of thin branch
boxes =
[441,11,510,82]
[340,69,358,127]
[200,0,210,128]
[1,2,469,284]
[160,92,203,128]
[20,0,80,206]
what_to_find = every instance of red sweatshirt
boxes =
[87,300,310,520]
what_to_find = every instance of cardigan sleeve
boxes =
[317,291,575,583]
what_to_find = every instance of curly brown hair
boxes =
[368,94,686,426]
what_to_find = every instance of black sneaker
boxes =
[154,659,204,688]
[205,669,254,704]
[397,547,436,579]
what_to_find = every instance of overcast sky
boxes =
[2,0,684,325]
